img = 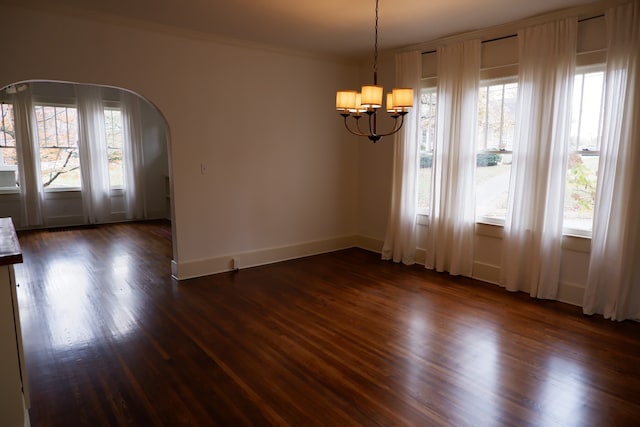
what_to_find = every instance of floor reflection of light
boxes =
[42,258,139,350]
[537,356,587,427]
[455,325,501,424]
[111,254,132,280]
[43,260,94,349]
[404,312,431,396]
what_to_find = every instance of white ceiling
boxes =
[12,0,599,56]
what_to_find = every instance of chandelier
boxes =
[335,0,413,143]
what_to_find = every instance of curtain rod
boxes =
[421,13,605,55]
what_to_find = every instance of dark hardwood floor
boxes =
[13,221,640,426]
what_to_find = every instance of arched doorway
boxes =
[0,80,172,234]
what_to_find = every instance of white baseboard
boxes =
[470,262,584,306]
[171,235,587,308]
[472,261,501,285]
[353,236,429,266]
[172,235,358,280]
[358,240,503,287]
[557,281,585,307]
[44,215,86,227]
[146,209,169,220]
[353,235,383,254]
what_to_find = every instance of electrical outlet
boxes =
[232,257,240,271]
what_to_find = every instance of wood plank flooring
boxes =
[13,221,640,426]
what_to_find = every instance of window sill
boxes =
[417,213,592,247]
[44,187,82,193]
[562,228,592,239]
[476,216,505,227]
[0,187,20,195]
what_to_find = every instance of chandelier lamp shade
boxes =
[336,0,413,143]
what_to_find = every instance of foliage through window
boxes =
[35,104,81,188]
[476,80,517,221]
[0,103,18,188]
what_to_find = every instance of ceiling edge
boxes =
[3,0,361,65]
[399,0,630,53]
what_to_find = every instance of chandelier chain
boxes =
[374,0,379,84]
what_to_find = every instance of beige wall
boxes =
[1,4,361,277]
[355,51,396,242]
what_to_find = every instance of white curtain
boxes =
[424,40,480,275]
[76,85,111,224]
[501,19,577,298]
[13,87,44,227]
[583,1,640,321]
[382,50,421,264]
[121,91,146,220]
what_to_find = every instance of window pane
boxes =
[35,105,82,188]
[570,71,604,152]
[418,87,437,211]
[476,154,512,220]
[564,153,599,231]
[0,103,18,187]
[477,82,517,152]
[564,69,604,233]
[487,85,504,149]
[104,108,124,188]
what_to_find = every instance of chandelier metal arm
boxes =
[341,115,368,137]
[373,113,407,137]
[341,112,407,143]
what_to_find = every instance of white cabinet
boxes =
[0,218,30,427]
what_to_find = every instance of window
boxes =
[564,67,605,234]
[476,79,517,221]
[418,84,437,213]
[34,104,81,189]
[0,103,18,188]
[104,107,124,188]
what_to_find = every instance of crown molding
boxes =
[2,0,359,66]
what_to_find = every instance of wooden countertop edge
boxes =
[0,217,23,266]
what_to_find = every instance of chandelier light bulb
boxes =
[334,0,413,142]
[336,90,357,111]
[361,85,383,108]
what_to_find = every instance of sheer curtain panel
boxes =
[13,88,44,227]
[500,19,576,298]
[424,40,480,275]
[382,50,421,264]
[76,85,111,224]
[583,1,640,321]
[121,91,146,220]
